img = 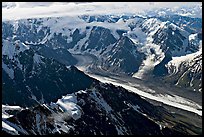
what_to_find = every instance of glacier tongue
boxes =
[88,73,202,116]
[132,20,166,79]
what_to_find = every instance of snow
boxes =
[127,27,146,45]
[39,33,49,44]
[77,90,87,94]
[2,39,30,77]
[156,94,201,109]
[50,93,81,133]
[132,17,193,78]
[2,40,16,59]
[189,33,198,41]
[179,12,193,17]
[167,44,202,74]
[170,23,189,40]
[69,27,92,54]
[133,19,166,79]
[90,89,112,112]
[31,15,131,53]
[55,122,71,133]
[3,120,29,135]
[126,103,141,113]
[41,17,77,39]
[88,74,202,116]
[56,93,81,120]
[2,104,22,110]
[2,104,28,135]
[2,105,22,118]
[38,16,126,51]
[2,121,19,135]
[89,89,128,134]
[90,21,128,37]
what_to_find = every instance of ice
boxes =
[88,74,202,116]
[56,93,81,120]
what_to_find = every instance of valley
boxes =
[72,52,202,111]
[2,2,202,135]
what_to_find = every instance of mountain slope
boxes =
[3,82,198,135]
[2,39,95,107]
[2,14,202,93]
[102,36,145,74]
[165,50,202,92]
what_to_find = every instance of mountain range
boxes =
[2,5,202,135]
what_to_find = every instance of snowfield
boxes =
[56,94,82,120]
[2,105,24,135]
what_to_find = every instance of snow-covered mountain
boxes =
[2,13,202,91]
[2,39,95,107]
[2,9,202,135]
[3,82,201,135]
[165,45,202,92]
[145,4,202,19]
[3,40,192,134]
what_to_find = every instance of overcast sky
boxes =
[2,2,202,21]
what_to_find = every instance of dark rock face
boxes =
[2,20,144,75]
[2,14,202,135]
[67,28,86,49]
[152,24,187,54]
[2,14,202,91]
[3,83,185,135]
[2,22,14,39]
[186,33,202,53]
[2,20,77,66]
[103,36,145,74]
[30,44,77,66]
[153,50,172,76]
[2,42,95,107]
[81,26,117,51]
[163,53,202,92]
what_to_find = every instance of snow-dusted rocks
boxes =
[165,44,202,92]
[3,82,196,135]
[2,10,202,135]
[56,93,82,120]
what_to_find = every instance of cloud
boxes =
[16,2,54,8]
[2,2,202,21]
